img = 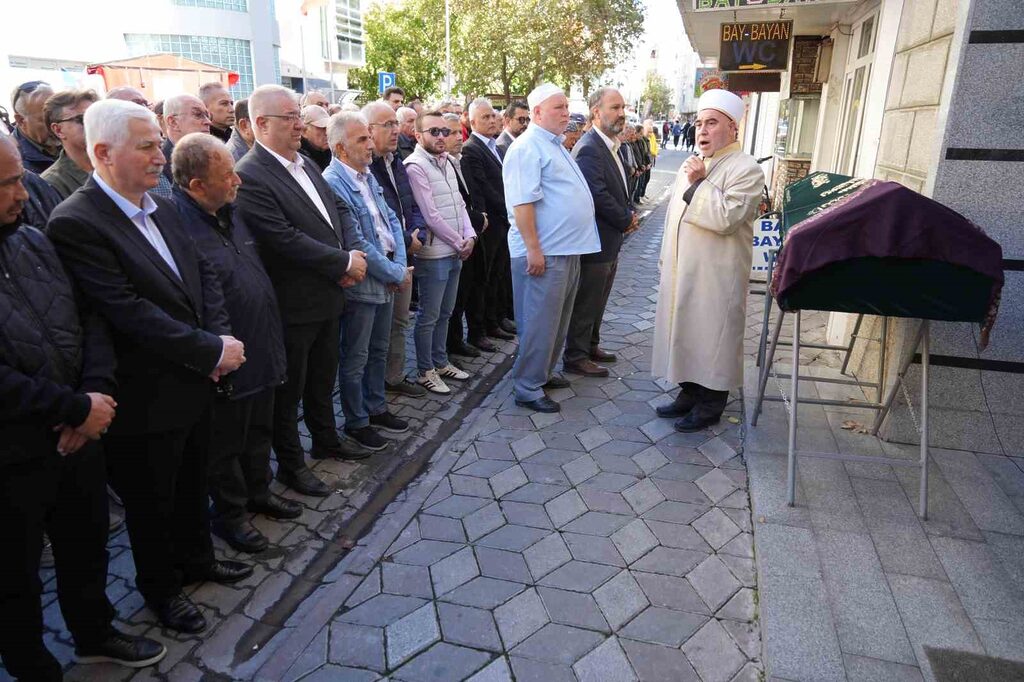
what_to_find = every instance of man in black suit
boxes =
[48,99,253,635]
[234,85,368,498]
[565,87,637,377]
[461,97,516,350]
[496,100,529,159]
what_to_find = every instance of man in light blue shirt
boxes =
[502,83,600,412]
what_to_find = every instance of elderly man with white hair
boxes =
[234,85,368,496]
[48,98,252,634]
[323,111,412,451]
[160,94,211,183]
[395,106,418,160]
[653,89,763,432]
[502,83,600,413]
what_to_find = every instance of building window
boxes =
[834,12,877,175]
[336,0,365,65]
[172,0,248,11]
[124,33,255,97]
[274,46,282,86]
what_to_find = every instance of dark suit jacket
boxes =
[461,134,509,234]
[234,143,358,326]
[448,157,486,234]
[574,130,634,263]
[47,177,230,435]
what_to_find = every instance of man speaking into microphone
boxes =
[652,89,764,433]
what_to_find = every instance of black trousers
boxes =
[484,226,513,329]
[564,259,618,364]
[209,388,274,522]
[274,317,342,472]
[0,445,115,680]
[105,411,215,604]
[680,382,730,418]
[448,238,487,346]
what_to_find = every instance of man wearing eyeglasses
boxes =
[160,94,211,182]
[496,100,529,159]
[40,89,99,200]
[10,81,60,174]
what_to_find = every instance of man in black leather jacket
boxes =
[0,133,166,680]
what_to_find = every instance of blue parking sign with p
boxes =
[378,72,396,93]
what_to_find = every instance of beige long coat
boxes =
[652,142,764,390]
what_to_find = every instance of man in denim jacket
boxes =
[323,112,412,452]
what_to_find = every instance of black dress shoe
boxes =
[247,494,303,520]
[212,519,269,553]
[469,336,497,352]
[202,559,254,584]
[151,594,206,634]
[386,380,428,397]
[277,467,331,497]
[345,426,389,451]
[543,375,571,389]
[674,411,721,433]
[589,347,617,363]
[369,410,410,434]
[656,393,699,418]
[75,629,167,668]
[310,440,370,461]
[487,326,515,340]
[449,341,481,358]
[563,359,610,377]
[515,396,561,413]
[499,318,517,334]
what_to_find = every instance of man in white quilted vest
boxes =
[403,110,477,395]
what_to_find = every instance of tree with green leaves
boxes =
[641,70,672,119]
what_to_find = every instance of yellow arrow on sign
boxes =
[738,63,767,70]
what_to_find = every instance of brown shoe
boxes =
[563,359,610,377]
[590,347,617,363]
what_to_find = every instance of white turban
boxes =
[527,82,564,110]
[697,89,745,123]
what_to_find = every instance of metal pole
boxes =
[877,316,889,398]
[919,320,929,519]
[870,321,925,435]
[839,313,864,375]
[787,309,800,507]
[756,248,777,369]
[299,20,308,95]
[752,309,785,426]
[444,0,452,97]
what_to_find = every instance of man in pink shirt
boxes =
[403,111,477,394]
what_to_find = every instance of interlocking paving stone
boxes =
[651,478,711,505]
[691,508,742,550]
[640,418,677,443]
[610,519,660,564]
[620,606,707,647]
[593,569,649,630]
[494,587,550,648]
[687,555,742,611]
[526,448,585,467]
[449,474,495,500]
[681,618,746,682]
[510,623,604,665]
[536,586,610,632]
[455,459,515,478]
[572,635,638,682]
[582,472,639,493]
[578,427,613,451]
[651,462,713,482]
[621,638,700,682]
[418,514,468,543]
[520,462,571,486]
[385,602,440,668]
[644,519,712,551]
[545,490,588,527]
[345,567,381,608]
[538,560,620,593]
[563,455,601,486]
[382,562,434,599]
[475,546,533,584]
[695,468,740,503]
[490,464,529,498]
[441,577,525,609]
[719,532,754,558]
[642,500,706,525]
[622,479,666,515]
[522,532,571,580]
[476,524,550,552]
[719,553,755,587]
[424,495,491,520]
[511,433,546,460]
[430,546,480,596]
[562,511,634,536]
[563,532,627,567]
[722,619,761,660]
[593,451,645,475]
[631,547,708,577]
[390,642,490,681]
[336,594,428,627]
[437,602,502,652]
[302,665,379,681]
[463,502,507,542]
[328,622,385,672]
[633,571,710,614]
[503,482,568,504]
[578,487,634,514]
[509,655,578,682]
[698,437,738,467]
[467,656,513,682]
[632,447,670,474]
[716,587,755,622]
[500,500,554,529]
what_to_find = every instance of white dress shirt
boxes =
[472,131,502,164]
[341,162,396,254]
[593,125,629,194]
[93,172,181,279]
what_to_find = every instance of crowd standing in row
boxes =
[0,74,754,680]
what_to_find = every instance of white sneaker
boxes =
[418,369,451,394]
[437,364,470,381]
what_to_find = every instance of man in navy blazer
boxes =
[48,99,252,635]
[564,87,637,377]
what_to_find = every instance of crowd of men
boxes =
[0,73,759,680]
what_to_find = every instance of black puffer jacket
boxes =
[0,219,116,464]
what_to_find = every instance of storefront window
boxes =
[776,97,820,159]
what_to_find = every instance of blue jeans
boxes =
[338,298,394,429]
[413,255,462,374]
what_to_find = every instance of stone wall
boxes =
[789,36,824,96]
[771,158,811,209]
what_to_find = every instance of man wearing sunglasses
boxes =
[496,100,529,159]
[40,89,99,199]
[10,81,60,174]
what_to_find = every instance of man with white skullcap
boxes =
[652,88,764,432]
[502,83,600,413]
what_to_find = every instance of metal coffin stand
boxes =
[751,249,933,519]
